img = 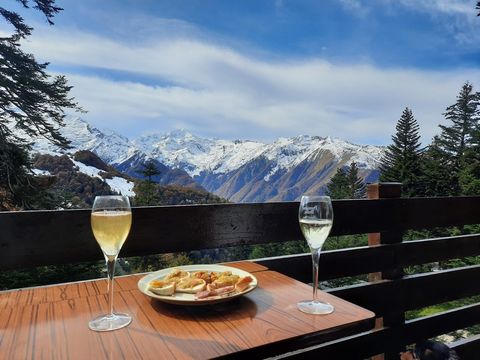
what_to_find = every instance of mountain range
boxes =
[32,117,384,202]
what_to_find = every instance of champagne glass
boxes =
[297,195,334,315]
[89,195,132,331]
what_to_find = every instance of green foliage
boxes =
[323,234,367,250]
[136,161,161,183]
[127,253,193,273]
[418,142,454,197]
[133,164,227,207]
[422,83,480,196]
[0,140,64,209]
[250,241,308,259]
[347,162,366,199]
[0,1,80,149]
[133,182,227,206]
[0,1,81,209]
[0,261,104,290]
[379,107,423,197]
[325,167,349,199]
[134,180,161,206]
[379,84,480,198]
[407,295,480,322]
[460,128,480,195]
[0,140,36,209]
[326,162,366,199]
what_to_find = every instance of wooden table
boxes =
[0,262,375,359]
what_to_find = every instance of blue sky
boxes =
[5,0,480,144]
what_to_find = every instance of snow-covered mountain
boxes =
[31,117,384,202]
[133,130,382,180]
[32,117,135,164]
[133,130,267,177]
[31,117,199,189]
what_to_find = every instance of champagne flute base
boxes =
[88,313,132,331]
[297,300,334,315]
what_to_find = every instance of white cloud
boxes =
[339,0,370,17]
[349,0,475,17]
[396,0,473,16]
[21,25,480,145]
[390,0,480,45]
[339,0,480,46]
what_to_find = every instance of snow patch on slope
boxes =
[105,177,135,197]
[32,169,51,176]
[71,159,135,196]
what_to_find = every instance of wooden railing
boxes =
[1,184,480,359]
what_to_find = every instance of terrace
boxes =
[1,182,480,359]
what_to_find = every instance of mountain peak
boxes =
[27,117,383,202]
[167,128,193,138]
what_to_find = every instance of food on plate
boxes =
[176,278,207,294]
[147,267,255,300]
[196,275,254,300]
[235,276,253,292]
[192,271,219,284]
[209,274,240,290]
[148,280,176,296]
[195,285,235,299]
[164,268,190,283]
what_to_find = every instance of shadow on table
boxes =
[150,295,261,322]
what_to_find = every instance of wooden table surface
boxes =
[0,262,375,359]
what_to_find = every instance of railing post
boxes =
[367,182,403,360]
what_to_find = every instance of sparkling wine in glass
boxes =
[89,195,132,331]
[297,195,334,315]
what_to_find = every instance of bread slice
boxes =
[176,278,207,294]
[149,280,176,296]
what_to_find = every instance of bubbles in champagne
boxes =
[299,218,332,249]
[91,211,132,257]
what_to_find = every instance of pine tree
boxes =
[459,127,480,195]
[133,180,161,206]
[0,1,81,208]
[326,162,365,199]
[137,161,161,183]
[420,140,453,197]
[379,107,423,197]
[423,83,480,196]
[133,161,162,206]
[347,162,366,199]
[325,167,349,199]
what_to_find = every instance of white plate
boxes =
[137,264,258,305]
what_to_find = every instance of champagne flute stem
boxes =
[106,257,116,316]
[311,248,321,302]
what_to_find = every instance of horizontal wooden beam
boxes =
[329,265,480,315]
[0,203,302,270]
[1,196,480,270]
[258,234,480,282]
[331,196,480,234]
[451,334,480,359]
[279,303,480,359]
[401,234,480,266]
